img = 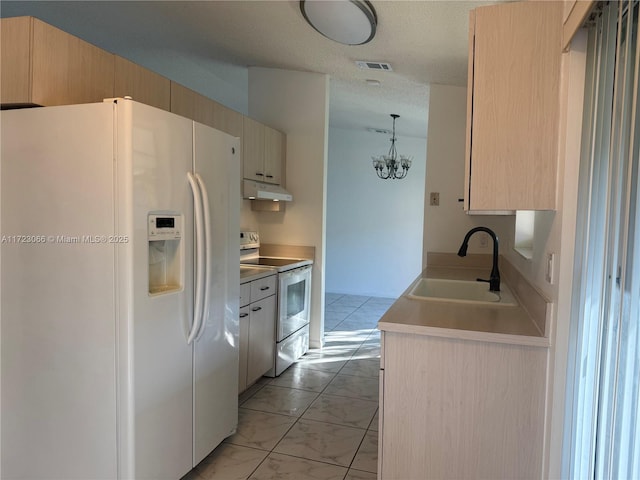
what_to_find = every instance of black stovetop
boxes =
[241,257,303,267]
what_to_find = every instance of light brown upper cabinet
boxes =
[243,117,284,185]
[114,56,170,111]
[1,17,114,107]
[170,82,243,137]
[213,102,244,139]
[563,0,595,51]
[170,82,215,126]
[464,1,562,212]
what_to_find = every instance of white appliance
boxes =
[0,99,240,479]
[239,231,312,376]
[242,179,293,201]
[274,265,313,375]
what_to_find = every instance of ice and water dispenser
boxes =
[148,213,183,295]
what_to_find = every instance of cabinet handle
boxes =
[266,175,274,178]
[239,313,249,318]
[260,286,270,291]
[256,172,264,176]
[252,306,262,312]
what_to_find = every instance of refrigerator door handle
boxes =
[194,173,211,341]
[187,172,205,345]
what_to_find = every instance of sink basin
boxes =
[407,278,518,306]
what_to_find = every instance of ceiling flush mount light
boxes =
[372,114,412,180]
[300,0,377,45]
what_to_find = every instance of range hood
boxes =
[243,179,293,202]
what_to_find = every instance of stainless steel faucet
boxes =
[457,227,501,292]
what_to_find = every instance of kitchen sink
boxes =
[407,278,518,306]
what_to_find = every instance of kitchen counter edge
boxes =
[240,266,277,283]
[377,266,550,348]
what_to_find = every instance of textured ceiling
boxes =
[1,1,503,138]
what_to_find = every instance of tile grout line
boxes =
[230,294,384,480]
[252,316,372,477]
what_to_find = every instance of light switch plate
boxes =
[546,253,555,284]
[430,192,440,206]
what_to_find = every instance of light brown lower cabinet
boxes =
[379,331,547,479]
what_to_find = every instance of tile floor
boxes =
[182,293,394,480]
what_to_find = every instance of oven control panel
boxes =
[240,231,260,250]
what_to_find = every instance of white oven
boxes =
[271,264,312,376]
[278,265,312,340]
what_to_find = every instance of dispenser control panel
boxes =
[148,214,182,240]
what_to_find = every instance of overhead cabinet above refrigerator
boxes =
[0,99,240,479]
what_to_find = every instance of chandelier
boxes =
[371,114,412,179]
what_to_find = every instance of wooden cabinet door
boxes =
[465,1,562,211]
[246,295,276,385]
[1,17,114,107]
[171,82,243,136]
[563,0,578,23]
[212,102,243,138]
[114,56,170,111]
[264,126,284,185]
[1,17,32,105]
[170,82,216,126]
[31,18,114,106]
[563,0,595,50]
[243,116,266,182]
[380,332,547,479]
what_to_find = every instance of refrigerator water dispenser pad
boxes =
[148,213,183,295]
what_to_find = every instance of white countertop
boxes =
[240,265,277,283]
[377,266,549,347]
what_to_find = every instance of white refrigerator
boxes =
[0,99,240,479]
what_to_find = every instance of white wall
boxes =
[135,53,249,115]
[247,67,329,349]
[424,84,515,263]
[325,128,427,297]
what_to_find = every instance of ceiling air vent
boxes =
[356,60,393,71]
[366,127,392,134]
